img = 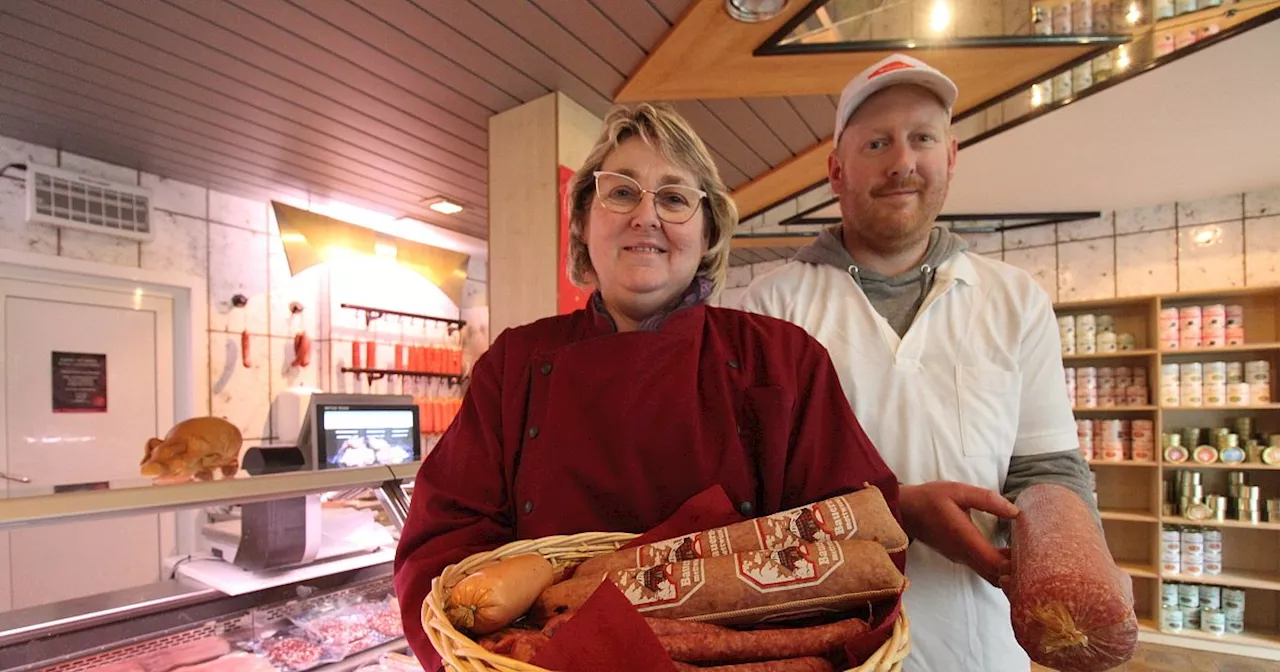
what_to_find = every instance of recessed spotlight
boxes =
[421,196,464,215]
[726,0,788,23]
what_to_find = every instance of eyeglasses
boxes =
[593,171,707,224]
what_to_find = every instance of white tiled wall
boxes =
[726,186,1280,307]
[0,134,488,444]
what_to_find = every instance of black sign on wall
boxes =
[52,351,108,413]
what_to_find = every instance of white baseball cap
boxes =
[834,53,959,140]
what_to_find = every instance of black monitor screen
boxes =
[316,404,420,469]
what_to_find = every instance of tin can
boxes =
[1224,588,1246,610]
[1098,331,1117,353]
[1227,325,1245,345]
[1180,329,1204,349]
[1162,581,1179,607]
[1180,305,1203,328]
[1251,383,1271,403]
[1226,615,1245,634]
[1053,0,1074,33]
[1185,607,1202,630]
[1160,607,1184,633]
[1178,583,1200,608]
[1245,360,1270,384]
[1201,608,1226,635]
[1203,304,1226,326]
[1160,550,1180,574]
[1226,304,1244,325]
[1205,361,1227,383]
[1199,585,1222,610]
[1204,529,1223,552]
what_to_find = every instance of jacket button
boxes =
[524,500,534,514]
[540,363,552,375]
[528,426,540,439]
[739,501,754,516]
[727,359,741,370]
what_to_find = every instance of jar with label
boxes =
[1160,607,1184,633]
[1033,1,1054,34]
[1162,580,1179,607]
[1199,585,1222,610]
[1093,0,1113,32]
[1223,587,1246,610]
[1200,0,1223,7]
[1201,608,1226,636]
[1054,71,1074,102]
[1155,0,1176,19]
[1176,0,1198,13]
[1155,33,1176,57]
[1175,28,1199,50]
[1073,0,1094,32]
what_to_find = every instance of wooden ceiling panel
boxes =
[409,0,613,114]
[742,98,820,155]
[590,0,672,48]
[0,32,486,207]
[671,101,770,180]
[700,99,793,168]
[706,148,749,189]
[646,0,692,23]
[530,0,648,76]
[788,95,839,140]
[360,0,550,102]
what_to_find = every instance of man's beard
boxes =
[841,177,948,256]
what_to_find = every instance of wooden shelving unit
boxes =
[1056,285,1280,661]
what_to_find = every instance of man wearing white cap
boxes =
[741,54,1100,670]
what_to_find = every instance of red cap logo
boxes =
[868,60,916,79]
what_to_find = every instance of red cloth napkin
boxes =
[531,580,679,672]
[616,483,745,551]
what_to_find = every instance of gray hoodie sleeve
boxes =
[1001,449,1101,540]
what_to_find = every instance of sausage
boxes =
[645,617,735,637]
[240,331,251,368]
[673,659,834,672]
[506,632,550,662]
[291,331,311,368]
[1009,484,1138,672]
[535,540,903,627]
[575,486,906,579]
[657,616,867,664]
[445,553,555,635]
[541,611,575,638]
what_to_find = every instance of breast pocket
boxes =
[956,365,1021,458]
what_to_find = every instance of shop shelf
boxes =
[1063,349,1159,361]
[1162,569,1280,592]
[1164,516,1280,531]
[1120,562,1159,579]
[1089,460,1158,468]
[1163,462,1280,471]
[1162,405,1280,411]
[1100,509,1160,523]
[1141,622,1280,660]
[1073,406,1159,413]
[1160,342,1280,356]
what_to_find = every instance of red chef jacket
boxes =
[393,302,902,666]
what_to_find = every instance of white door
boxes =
[0,278,176,610]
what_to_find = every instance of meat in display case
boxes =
[0,464,423,672]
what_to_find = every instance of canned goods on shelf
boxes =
[1160,607,1184,633]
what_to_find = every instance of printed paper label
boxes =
[619,559,706,612]
[755,499,858,550]
[635,528,732,566]
[736,541,845,593]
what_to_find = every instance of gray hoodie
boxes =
[794,225,967,337]
[790,223,1100,524]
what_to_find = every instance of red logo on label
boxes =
[868,61,915,79]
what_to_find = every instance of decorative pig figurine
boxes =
[140,416,243,483]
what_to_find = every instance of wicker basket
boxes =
[422,531,910,672]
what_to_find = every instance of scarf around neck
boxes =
[590,276,713,332]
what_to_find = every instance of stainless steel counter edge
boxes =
[0,462,422,530]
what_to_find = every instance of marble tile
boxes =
[720,287,746,310]
[209,190,267,232]
[267,239,324,339]
[0,176,57,255]
[1178,194,1243,227]
[726,265,752,289]
[461,278,487,310]
[209,222,269,335]
[1058,215,1114,242]
[210,331,272,440]
[0,135,57,167]
[1244,215,1280,287]
[140,172,207,219]
[957,228,1002,254]
[1115,203,1175,234]
[1245,186,1280,218]
[1057,238,1115,301]
[1115,230,1177,296]
[59,151,137,184]
[751,259,786,278]
[141,211,208,278]
[1178,221,1244,292]
[1003,224,1055,249]
[59,229,140,267]
[796,182,834,212]
[1004,245,1057,301]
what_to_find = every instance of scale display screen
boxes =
[316,404,420,469]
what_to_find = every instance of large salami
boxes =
[1008,484,1138,672]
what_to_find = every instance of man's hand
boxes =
[900,481,1020,587]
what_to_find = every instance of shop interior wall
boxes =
[0,133,489,449]
[720,185,1280,307]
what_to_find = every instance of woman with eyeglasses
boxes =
[393,103,902,664]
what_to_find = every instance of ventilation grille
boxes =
[25,163,153,241]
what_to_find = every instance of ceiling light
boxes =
[726,0,788,23]
[930,0,951,32]
[1126,2,1142,24]
[421,196,464,215]
[1115,46,1131,70]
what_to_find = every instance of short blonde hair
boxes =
[565,103,739,299]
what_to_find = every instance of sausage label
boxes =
[634,528,732,567]
[618,558,707,612]
[754,498,857,550]
[736,541,846,593]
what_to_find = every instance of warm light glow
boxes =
[427,199,464,215]
[1193,227,1219,245]
[280,231,308,244]
[1126,2,1141,24]
[1116,46,1131,70]
[320,245,359,262]
[375,242,398,258]
[1031,85,1045,108]
[930,0,951,32]
[133,287,144,310]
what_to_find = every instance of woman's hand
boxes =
[899,481,1019,587]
